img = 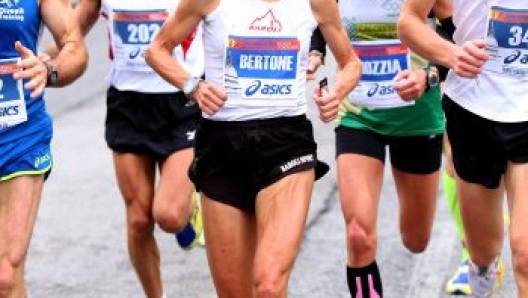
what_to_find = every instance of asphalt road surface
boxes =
[25,20,517,298]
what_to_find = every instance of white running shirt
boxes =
[446,0,528,122]
[202,0,317,121]
[101,0,204,93]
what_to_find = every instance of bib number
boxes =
[484,6,528,77]
[112,10,167,71]
[349,39,414,108]
[0,58,27,131]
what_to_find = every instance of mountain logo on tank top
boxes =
[0,0,19,8]
[249,9,282,33]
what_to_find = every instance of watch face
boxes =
[428,70,439,87]
[51,71,58,84]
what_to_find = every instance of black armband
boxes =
[309,27,327,57]
[435,17,456,81]
[438,16,456,42]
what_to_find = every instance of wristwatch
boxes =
[44,62,58,87]
[424,66,439,92]
[182,76,203,100]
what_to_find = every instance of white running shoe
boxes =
[468,257,504,297]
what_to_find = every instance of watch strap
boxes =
[44,61,58,87]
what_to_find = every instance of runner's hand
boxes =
[314,85,339,123]
[452,39,489,78]
[194,81,227,116]
[393,69,427,101]
[307,54,323,81]
[13,41,48,98]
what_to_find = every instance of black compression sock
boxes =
[347,261,383,298]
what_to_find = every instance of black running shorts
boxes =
[443,95,528,189]
[335,126,443,175]
[105,86,201,160]
[189,115,329,212]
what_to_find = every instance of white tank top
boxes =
[101,0,204,93]
[445,0,528,122]
[202,0,317,121]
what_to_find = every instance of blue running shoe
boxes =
[444,260,472,295]
[176,192,204,250]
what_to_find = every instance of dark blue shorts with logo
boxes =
[0,127,52,181]
[189,115,329,212]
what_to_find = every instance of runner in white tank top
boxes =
[101,0,204,93]
[399,0,528,296]
[46,1,206,298]
[146,0,362,296]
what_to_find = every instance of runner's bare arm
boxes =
[146,0,213,89]
[44,0,100,58]
[74,0,102,37]
[432,0,452,21]
[398,0,488,78]
[40,0,88,87]
[397,0,457,69]
[311,0,362,101]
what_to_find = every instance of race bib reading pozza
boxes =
[348,39,414,108]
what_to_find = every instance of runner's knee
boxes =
[0,258,16,297]
[511,235,528,277]
[153,205,188,233]
[253,268,284,298]
[127,211,155,237]
[347,220,376,257]
[401,231,430,253]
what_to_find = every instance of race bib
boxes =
[484,6,528,77]
[223,36,300,107]
[0,58,27,131]
[112,9,167,71]
[349,39,414,108]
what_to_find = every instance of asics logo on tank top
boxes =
[0,0,24,21]
[249,9,282,33]
[245,80,292,96]
[366,83,397,97]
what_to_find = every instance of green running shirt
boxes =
[337,0,445,136]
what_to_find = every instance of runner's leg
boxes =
[0,175,44,298]
[113,152,162,298]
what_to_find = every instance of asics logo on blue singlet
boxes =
[34,153,51,168]
[0,0,19,8]
[244,80,292,96]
